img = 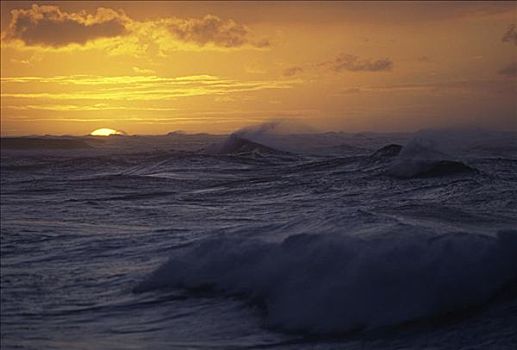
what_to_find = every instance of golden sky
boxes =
[1,1,516,135]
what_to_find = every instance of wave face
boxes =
[214,134,290,156]
[2,130,517,349]
[387,132,482,178]
[370,144,402,158]
[135,230,517,334]
[388,158,478,178]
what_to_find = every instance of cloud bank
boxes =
[3,5,129,47]
[168,15,269,48]
[2,5,268,50]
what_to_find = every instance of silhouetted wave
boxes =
[387,142,478,178]
[370,144,402,158]
[135,230,517,334]
[216,134,291,156]
[389,159,478,178]
[1,137,92,150]
[413,160,478,178]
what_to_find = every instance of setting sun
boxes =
[89,128,123,136]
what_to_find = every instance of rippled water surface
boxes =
[2,131,517,349]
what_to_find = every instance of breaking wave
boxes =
[214,134,290,156]
[388,158,477,178]
[370,144,402,158]
[387,131,479,178]
[134,229,517,334]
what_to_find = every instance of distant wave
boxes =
[370,144,402,158]
[388,159,477,178]
[211,134,293,157]
[387,139,478,178]
[134,230,517,335]
[1,137,92,150]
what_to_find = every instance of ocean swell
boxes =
[134,229,517,334]
[387,135,478,178]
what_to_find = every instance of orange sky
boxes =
[1,1,516,136]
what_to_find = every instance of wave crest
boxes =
[134,230,517,334]
[216,135,289,155]
[387,136,478,178]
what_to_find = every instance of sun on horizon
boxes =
[89,128,124,137]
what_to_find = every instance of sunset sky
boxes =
[1,1,515,136]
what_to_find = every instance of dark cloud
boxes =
[498,62,517,77]
[169,15,268,48]
[330,54,393,72]
[283,54,393,78]
[283,66,304,77]
[502,24,517,45]
[3,5,129,47]
[2,6,267,50]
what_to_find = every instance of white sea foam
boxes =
[386,129,500,178]
[135,229,517,334]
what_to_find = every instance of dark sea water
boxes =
[1,129,517,349]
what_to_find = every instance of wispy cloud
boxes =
[4,104,179,112]
[502,24,517,46]
[283,66,304,77]
[1,109,318,126]
[1,74,299,102]
[325,54,393,72]
[498,62,517,77]
[167,15,269,49]
[132,67,155,75]
[283,53,393,77]
[336,79,515,95]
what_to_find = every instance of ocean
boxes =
[1,128,517,349]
